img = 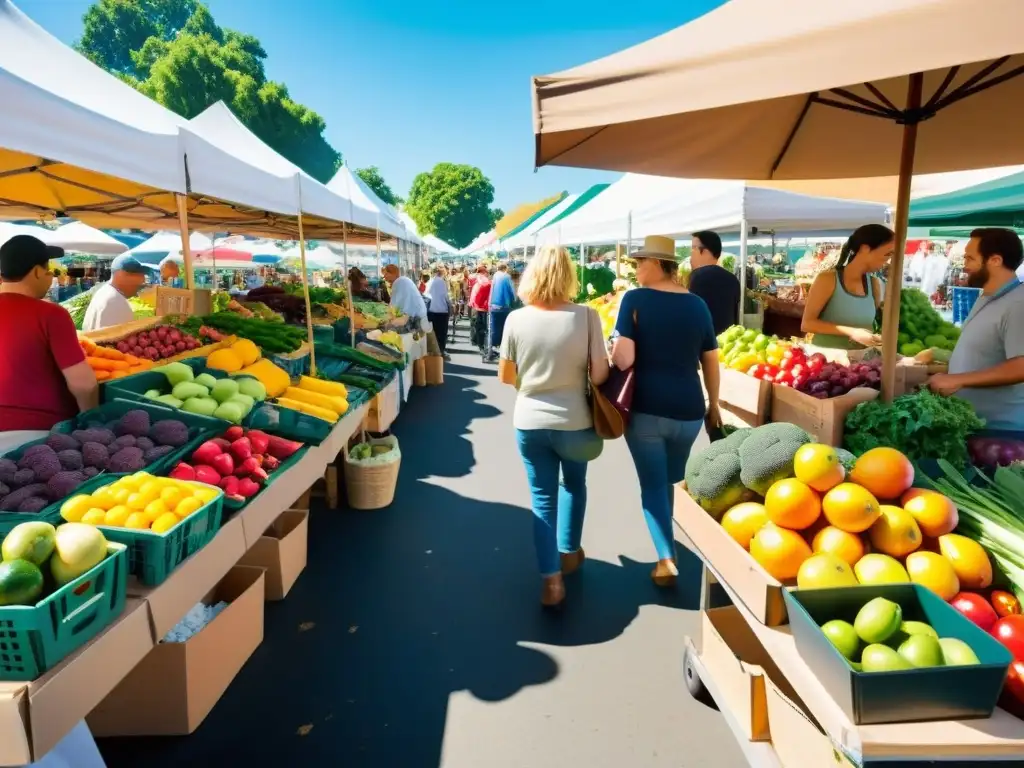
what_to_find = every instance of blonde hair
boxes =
[517,246,578,305]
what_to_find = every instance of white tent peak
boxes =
[326,164,415,243]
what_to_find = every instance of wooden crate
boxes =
[770,386,879,446]
[719,366,772,427]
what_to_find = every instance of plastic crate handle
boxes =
[61,590,106,626]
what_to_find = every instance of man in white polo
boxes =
[929,228,1024,435]
[82,254,149,331]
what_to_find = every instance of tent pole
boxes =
[344,223,355,347]
[375,222,381,300]
[297,215,317,377]
[175,194,194,290]
[880,73,924,403]
[739,219,748,326]
[580,242,585,269]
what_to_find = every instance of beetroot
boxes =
[229,438,252,462]
[194,465,221,485]
[219,475,240,495]
[235,457,260,477]
[191,440,223,466]
[247,430,270,455]
[210,452,235,477]
[236,477,261,498]
[169,462,196,482]
[224,425,245,442]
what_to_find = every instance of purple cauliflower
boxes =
[17,496,49,513]
[45,433,80,452]
[57,449,84,471]
[0,483,49,511]
[17,444,55,468]
[108,447,145,473]
[82,467,100,479]
[135,437,155,452]
[47,470,87,500]
[0,458,16,485]
[143,445,174,463]
[113,410,151,438]
[21,451,61,482]
[110,435,138,452]
[81,442,109,470]
[150,419,189,448]
[11,469,34,487]
[71,428,115,447]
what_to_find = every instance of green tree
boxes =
[355,166,402,206]
[491,208,505,226]
[406,163,501,249]
[77,0,341,182]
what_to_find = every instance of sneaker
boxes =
[442,353,452,361]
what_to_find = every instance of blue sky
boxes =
[18,0,722,210]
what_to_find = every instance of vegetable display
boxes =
[968,437,1024,469]
[843,389,984,468]
[894,288,961,357]
[244,286,309,324]
[140,361,268,423]
[80,338,155,381]
[314,341,404,371]
[174,313,306,353]
[100,324,203,362]
[0,522,111,604]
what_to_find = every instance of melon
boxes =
[50,524,108,586]
[1,521,56,566]
[0,559,44,606]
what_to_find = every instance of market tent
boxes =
[538,183,611,231]
[422,234,457,254]
[45,221,127,256]
[502,193,580,250]
[325,165,411,242]
[0,221,51,246]
[280,245,344,271]
[908,170,1024,228]
[458,230,497,256]
[188,246,281,267]
[127,231,214,266]
[494,193,567,240]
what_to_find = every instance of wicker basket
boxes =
[344,436,401,510]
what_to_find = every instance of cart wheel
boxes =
[684,646,711,703]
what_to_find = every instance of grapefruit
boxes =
[854,553,910,585]
[868,505,922,558]
[905,551,960,600]
[764,478,821,530]
[937,534,993,589]
[811,526,866,567]
[749,524,812,581]
[720,502,769,550]
[50,524,107,586]
[903,490,959,538]
[850,447,914,500]
[822,483,881,533]
[793,443,846,492]
[797,553,858,589]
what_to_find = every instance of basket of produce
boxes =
[164,426,306,513]
[344,436,401,510]
[0,522,127,681]
[58,474,225,586]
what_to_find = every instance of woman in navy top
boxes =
[612,236,721,587]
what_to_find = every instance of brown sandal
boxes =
[651,559,679,588]
[560,548,586,576]
[541,574,566,609]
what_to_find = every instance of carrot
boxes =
[107,371,129,380]
[94,370,111,381]
[80,338,98,353]
[124,354,141,365]
[127,364,147,374]
[86,356,129,371]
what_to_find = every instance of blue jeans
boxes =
[516,428,602,576]
[488,307,510,352]
[624,413,704,561]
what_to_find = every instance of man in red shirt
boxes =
[0,235,98,434]
[468,265,492,352]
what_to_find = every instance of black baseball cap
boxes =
[0,235,64,280]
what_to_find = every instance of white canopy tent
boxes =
[127,231,213,265]
[501,193,580,251]
[0,221,52,247]
[422,234,458,254]
[46,221,127,256]
[325,165,411,241]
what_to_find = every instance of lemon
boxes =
[126,493,149,511]
[175,497,203,517]
[143,499,169,523]
[138,480,163,497]
[151,512,180,534]
[60,495,94,523]
[117,476,142,492]
[192,487,219,503]
[81,508,108,525]
[90,488,116,510]
[160,487,184,507]
[123,512,149,530]
[112,487,133,505]
[104,505,131,527]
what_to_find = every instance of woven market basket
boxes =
[344,436,401,510]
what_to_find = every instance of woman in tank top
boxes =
[801,224,895,350]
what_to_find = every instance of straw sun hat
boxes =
[630,235,680,262]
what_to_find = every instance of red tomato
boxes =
[790,347,805,359]
[776,370,794,385]
[792,375,808,391]
[748,364,762,378]
[951,592,999,632]
[762,373,775,383]
[779,357,796,372]
[808,352,827,370]
[993,615,1024,662]
[992,590,1021,618]
[791,363,806,377]
[1002,661,1024,719]
[782,348,795,360]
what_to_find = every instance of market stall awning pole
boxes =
[880,73,925,402]
[344,222,355,347]
[580,242,585,269]
[175,195,194,290]
[296,214,317,377]
[375,219,381,297]
[739,220,748,324]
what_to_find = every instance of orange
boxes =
[793,444,846,492]
[868,505,922,558]
[903,490,959,538]
[749,523,813,581]
[721,502,769,549]
[937,533,993,589]
[764,478,821,530]
[822,483,881,533]
[906,551,960,600]
[900,487,930,506]
[811,526,866,567]
[849,447,915,500]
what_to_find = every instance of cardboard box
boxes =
[423,356,444,386]
[0,600,153,766]
[673,485,787,626]
[237,448,324,548]
[239,510,308,601]
[413,357,427,387]
[719,366,772,426]
[153,287,212,317]
[769,386,878,445]
[364,379,399,432]
[764,676,855,768]
[129,515,246,639]
[87,566,265,737]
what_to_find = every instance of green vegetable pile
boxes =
[575,264,616,302]
[893,288,960,357]
[353,301,390,321]
[843,389,984,468]
[283,284,346,304]
[174,313,306,353]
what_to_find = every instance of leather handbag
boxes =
[586,307,633,440]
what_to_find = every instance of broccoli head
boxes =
[0,458,16,485]
[113,410,151,438]
[45,433,80,452]
[835,447,856,473]
[0,483,49,511]
[17,496,49,513]
[57,449,84,471]
[684,439,750,519]
[109,447,146,473]
[110,435,138,452]
[143,445,174,463]
[21,450,62,482]
[135,437,155,452]
[71,428,115,446]
[150,419,189,448]
[738,422,812,496]
[81,442,109,470]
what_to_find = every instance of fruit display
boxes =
[166,426,303,504]
[716,325,802,373]
[0,409,192,513]
[896,287,960,358]
[59,472,223,534]
[79,337,155,381]
[139,361,268,423]
[275,376,350,424]
[98,323,203,362]
[795,356,881,398]
[0,521,111,604]
[815,595,982,672]
[584,290,625,339]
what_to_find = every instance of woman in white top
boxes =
[499,247,610,608]
[424,266,452,359]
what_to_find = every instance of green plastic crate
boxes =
[97,486,225,587]
[245,402,332,446]
[784,584,1012,725]
[0,543,128,681]
[220,445,310,513]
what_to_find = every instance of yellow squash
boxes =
[283,386,349,416]
[240,358,291,398]
[275,397,339,424]
[297,375,348,399]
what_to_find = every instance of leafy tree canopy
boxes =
[78,0,341,182]
[355,166,401,207]
[405,163,502,249]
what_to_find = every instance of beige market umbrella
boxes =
[532,0,1024,398]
